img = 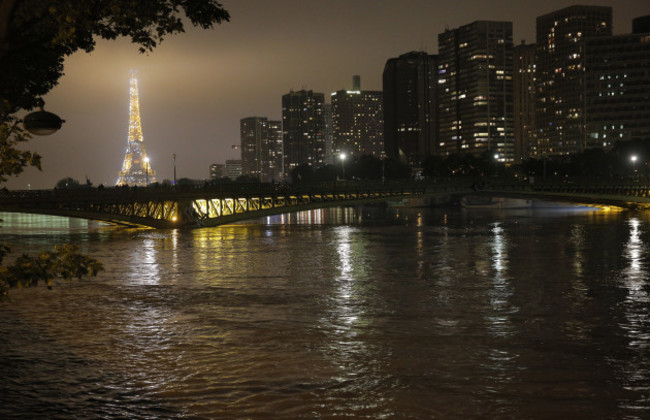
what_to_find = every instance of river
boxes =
[0,205,649,419]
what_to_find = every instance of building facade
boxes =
[240,117,283,181]
[535,5,612,156]
[438,21,514,162]
[331,76,383,159]
[225,159,242,180]
[281,90,326,177]
[323,104,334,164]
[585,17,650,149]
[514,41,537,162]
[383,51,438,164]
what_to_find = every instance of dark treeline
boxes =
[55,140,650,190]
[290,155,411,183]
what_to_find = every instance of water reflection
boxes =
[619,217,650,412]
[487,222,514,337]
[265,207,360,225]
[624,218,644,278]
[484,222,517,392]
[3,207,650,418]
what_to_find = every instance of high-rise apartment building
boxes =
[383,51,438,164]
[438,21,514,162]
[331,75,383,158]
[584,16,650,149]
[240,117,283,181]
[514,41,537,162]
[323,104,334,164]
[535,5,612,156]
[281,90,326,177]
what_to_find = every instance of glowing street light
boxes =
[144,156,150,185]
[631,155,639,181]
[340,152,347,179]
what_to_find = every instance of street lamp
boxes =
[144,156,150,186]
[22,99,65,135]
[631,154,638,170]
[340,152,347,179]
[381,150,386,184]
[631,155,638,181]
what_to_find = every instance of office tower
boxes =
[331,75,383,158]
[281,90,326,177]
[438,21,514,162]
[240,117,283,181]
[225,159,242,180]
[535,5,612,156]
[584,16,650,149]
[210,163,225,179]
[383,51,438,164]
[514,41,537,162]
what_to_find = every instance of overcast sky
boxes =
[7,0,649,189]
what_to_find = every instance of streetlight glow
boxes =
[144,156,150,185]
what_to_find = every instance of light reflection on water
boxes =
[1,207,649,418]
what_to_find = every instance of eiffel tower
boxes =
[116,72,157,186]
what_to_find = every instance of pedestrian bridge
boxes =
[1,182,648,228]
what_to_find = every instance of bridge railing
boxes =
[486,182,650,198]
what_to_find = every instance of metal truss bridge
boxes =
[1,182,649,228]
[0,183,434,228]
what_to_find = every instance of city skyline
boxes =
[5,0,648,189]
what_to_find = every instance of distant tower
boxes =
[116,72,157,186]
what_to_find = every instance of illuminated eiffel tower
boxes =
[116,72,157,186]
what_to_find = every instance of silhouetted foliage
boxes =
[236,174,260,183]
[290,164,315,183]
[384,158,411,179]
[0,0,230,298]
[1,0,230,114]
[55,177,82,189]
[176,177,196,186]
[314,164,338,182]
[348,155,383,180]
[1,244,103,299]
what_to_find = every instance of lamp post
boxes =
[631,155,638,182]
[381,151,386,185]
[173,153,177,185]
[340,152,347,180]
[144,156,150,186]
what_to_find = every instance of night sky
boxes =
[7,0,649,189]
